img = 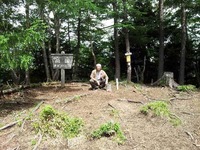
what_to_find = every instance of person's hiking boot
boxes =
[89,86,98,90]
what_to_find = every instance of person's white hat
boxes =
[96,64,101,67]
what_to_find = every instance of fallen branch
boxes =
[21,101,44,131]
[2,83,41,95]
[13,145,20,150]
[117,98,144,104]
[182,112,194,116]
[185,131,194,141]
[2,134,16,146]
[0,101,44,131]
[33,133,43,150]
[0,120,22,131]
[108,103,116,109]
[194,140,200,147]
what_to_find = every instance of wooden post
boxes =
[61,51,65,87]
[61,68,65,87]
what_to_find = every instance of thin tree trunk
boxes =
[53,12,61,81]
[48,40,54,79]
[67,21,71,51]
[91,42,96,68]
[179,2,187,85]
[158,0,165,79]
[123,0,131,82]
[113,1,121,80]
[73,15,81,80]
[38,5,51,82]
[11,70,20,85]
[42,42,51,82]
[25,0,30,85]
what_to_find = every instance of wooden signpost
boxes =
[51,51,73,87]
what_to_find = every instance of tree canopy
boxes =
[0,0,199,86]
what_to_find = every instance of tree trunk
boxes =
[179,2,187,85]
[53,12,61,81]
[11,70,20,85]
[25,0,30,85]
[39,5,51,82]
[67,20,71,51]
[73,15,81,80]
[112,1,121,80]
[91,42,96,68]
[48,40,54,79]
[123,0,131,82]
[42,42,51,82]
[158,0,165,79]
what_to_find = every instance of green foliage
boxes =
[177,85,196,92]
[140,101,170,117]
[140,101,181,126]
[91,122,126,144]
[31,139,37,146]
[33,105,83,138]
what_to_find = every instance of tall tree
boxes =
[179,1,187,84]
[25,0,31,85]
[112,1,121,80]
[36,0,51,82]
[123,0,132,82]
[158,0,165,79]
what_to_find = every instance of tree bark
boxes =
[179,2,187,85]
[112,1,121,80]
[11,70,20,85]
[123,0,131,82]
[38,4,51,82]
[158,0,165,79]
[73,14,81,80]
[25,0,30,85]
[53,11,61,81]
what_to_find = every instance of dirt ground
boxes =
[0,82,200,150]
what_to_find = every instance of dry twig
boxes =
[33,132,43,150]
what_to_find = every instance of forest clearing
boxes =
[0,82,200,150]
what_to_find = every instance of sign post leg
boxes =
[61,69,65,87]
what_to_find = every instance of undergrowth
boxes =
[140,101,181,126]
[91,121,126,144]
[177,85,196,92]
[32,105,83,138]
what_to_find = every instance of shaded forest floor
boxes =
[0,82,200,150]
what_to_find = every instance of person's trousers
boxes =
[89,79,106,89]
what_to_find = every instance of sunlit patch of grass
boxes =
[91,121,126,144]
[177,85,196,92]
[32,105,83,138]
[140,101,181,126]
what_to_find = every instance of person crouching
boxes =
[89,64,109,90]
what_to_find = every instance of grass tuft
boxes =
[91,121,126,144]
[140,101,181,126]
[32,105,83,138]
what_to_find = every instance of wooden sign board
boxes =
[51,52,73,87]
[51,53,73,69]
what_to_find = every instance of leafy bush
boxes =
[91,122,126,144]
[33,105,83,138]
[177,85,196,92]
[140,101,181,126]
[140,101,170,117]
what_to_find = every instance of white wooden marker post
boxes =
[116,78,119,90]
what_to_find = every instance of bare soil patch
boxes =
[0,82,200,150]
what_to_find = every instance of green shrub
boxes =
[177,85,196,92]
[91,122,126,144]
[140,101,181,126]
[33,105,83,138]
[140,101,170,117]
